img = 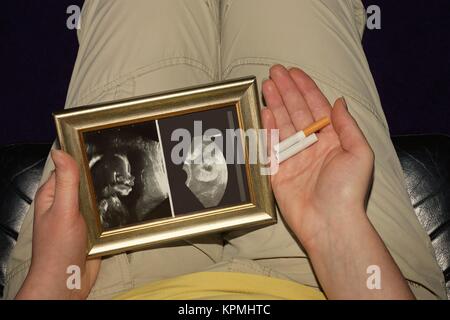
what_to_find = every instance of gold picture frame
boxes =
[54,76,276,258]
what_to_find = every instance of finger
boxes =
[51,149,80,215]
[261,108,277,156]
[270,64,314,131]
[289,68,333,132]
[331,98,371,156]
[34,171,56,215]
[262,79,296,140]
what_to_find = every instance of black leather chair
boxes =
[1,136,449,299]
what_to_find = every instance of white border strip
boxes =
[155,119,175,218]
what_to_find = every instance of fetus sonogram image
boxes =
[158,106,250,216]
[84,121,171,231]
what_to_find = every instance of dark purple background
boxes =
[1,0,449,145]
[362,1,450,136]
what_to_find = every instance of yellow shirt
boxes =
[115,272,325,300]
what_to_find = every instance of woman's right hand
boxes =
[16,150,100,300]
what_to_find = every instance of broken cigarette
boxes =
[276,133,318,163]
[274,117,331,153]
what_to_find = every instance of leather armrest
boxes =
[0,144,51,298]
[393,135,450,298]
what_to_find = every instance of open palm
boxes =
[261,65,374,251]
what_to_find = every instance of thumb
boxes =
[51,149,80,215]
[331,97,370,156]
[34,171,56,215]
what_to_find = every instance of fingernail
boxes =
[51,149,64,164]
[262,81,274,93]
[341,96,348,110]
[51,149,59,159]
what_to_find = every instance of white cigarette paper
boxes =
[276,133,318,163]
[274,130,306,153]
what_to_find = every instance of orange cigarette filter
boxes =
[304,117,331,136]
[274,116,332,153]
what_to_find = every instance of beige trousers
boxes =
[4,0,447,299]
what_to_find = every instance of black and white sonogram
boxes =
[83,105,251,231]
[158,106,250,216]
[83,121,171,231]
[183,135,228,208]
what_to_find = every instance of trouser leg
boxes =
[5,0,224,300]
[220,0,446,299]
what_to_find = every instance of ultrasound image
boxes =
[84,121,171,230]
[83,106,250,231]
